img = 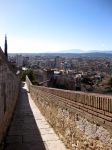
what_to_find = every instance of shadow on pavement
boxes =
[4,82,46,150]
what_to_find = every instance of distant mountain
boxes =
[57,49,112,54]
[9,52,112,58]
[59,49,83,53]
[87,50,112,53]
[9,50,112,58]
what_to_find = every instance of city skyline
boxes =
[0,0,112,53]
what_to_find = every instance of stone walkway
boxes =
[4,82,66,150]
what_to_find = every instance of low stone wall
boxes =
[26,76,112,150]
[0,48,20,148]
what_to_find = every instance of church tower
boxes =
[4,35,8,59]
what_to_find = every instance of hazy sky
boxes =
[0,0,112,53]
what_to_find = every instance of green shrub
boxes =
[21,69,35,82]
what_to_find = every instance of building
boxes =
[16,55,23,68]
[55,56,61,68]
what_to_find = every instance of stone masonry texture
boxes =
[0,48,20,148]
[26,76,112,150]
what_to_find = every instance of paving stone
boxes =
[6,136,22,144]
[22,124,38,130]
[45,140,66,150]
[8,129,40,136]
[41,133,59,141]
[23,135,43,143]
[23,118,36,123]
[35,119,49,125]
[39,128,55,135]
[4,82,66,150]
[36,124,50,129]
[5,143,47,150]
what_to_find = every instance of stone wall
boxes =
[26,76,112,150]
[0,48,20,148]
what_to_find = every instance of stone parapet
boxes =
[26,76,112,149]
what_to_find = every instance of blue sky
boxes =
[0,0,112,53]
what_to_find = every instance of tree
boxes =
[21,69,39,85]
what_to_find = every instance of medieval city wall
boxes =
[0,48,20,147]
[26,76,112,149]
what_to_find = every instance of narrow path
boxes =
[4,82,66,150]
